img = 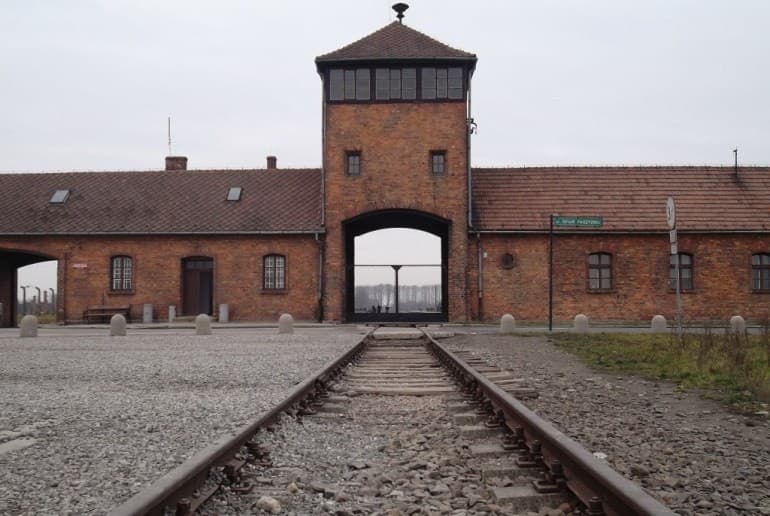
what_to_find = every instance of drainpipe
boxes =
[466,71,474,229]
[477,232,483,321]
[316,232,324,322]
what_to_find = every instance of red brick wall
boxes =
[323,102,470,321]
[473,233,770,323]
[0,235,320,324]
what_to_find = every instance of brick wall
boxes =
[323,101,470,321]
[473,233,770,323]
[0,234,320,324]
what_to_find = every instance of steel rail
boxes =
[109,335,370,516]
[423,332,676,516]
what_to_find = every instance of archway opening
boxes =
[344,210,449,322]
[0,249,58,327]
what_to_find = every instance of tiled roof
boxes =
[0,168,322,234]
[316,21,476,64]
[472,167,770,232]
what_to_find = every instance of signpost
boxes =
[549,215,603,331]
[667,197,682,334]
[553,216,603,227]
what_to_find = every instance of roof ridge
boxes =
[316,21,475,63]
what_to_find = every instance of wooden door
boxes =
[182,258,213,315]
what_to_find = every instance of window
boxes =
[375,68,417,100]
[669,253,693,290]
[421,67,463,100]
[329,68,371,101]
[588,252,612,290]
[430,151,446,175]
[264,254,286,290]
[752,253,770,291]
[50,189,70,204]
[226,187,242,201]
[346,151,361,176]
[329,66,460,102]
[111,256,133,291]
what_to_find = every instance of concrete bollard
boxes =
[278,313,294,335]
[168,305,176,323]
[110,314,127,336]
[219,304,229,323]
[195,314,212,335]
[651,315,667,333]
[142,304,153,324]
[499,313,516,334]
[20,315,38,338]
[573,314,589,333]
[730,315,746,333]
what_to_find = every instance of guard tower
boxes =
[316,4,477,322]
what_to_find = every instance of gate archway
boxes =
[344,209,449,322]
[0,248,58,327]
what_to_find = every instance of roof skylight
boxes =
[226,187,242,201]
[50,189,70,204]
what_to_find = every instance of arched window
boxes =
[752,253,770,291]
[669,253,693,290]
[588,252,612,290]
[111,255,133,291]
[263,254,286,290]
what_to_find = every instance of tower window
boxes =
[375,68,417,100]
[422,67,463,100]
[329,68,371,101]
[430,151,446,175]
[346,151,361,176]
[329,66,460,102]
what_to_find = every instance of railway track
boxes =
[110,328,674,515]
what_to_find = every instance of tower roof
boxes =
[316,21,476,68]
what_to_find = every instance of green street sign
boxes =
[553,216,603,227]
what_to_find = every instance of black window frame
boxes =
[111,255,133,292]
[346,151,361,176]
[263,254,286,290]
[430,150,446,176]
[326,65,465,103]
[587,252,612,291]
[752,253,770,292]
[669,252,693,291]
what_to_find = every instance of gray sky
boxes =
[4,0,770,293]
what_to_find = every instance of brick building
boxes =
[1,13,769,326]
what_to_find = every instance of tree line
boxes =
[354,283,442,313]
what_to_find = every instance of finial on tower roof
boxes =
[392,3,409,23]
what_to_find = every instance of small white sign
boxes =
[666,197,676,229]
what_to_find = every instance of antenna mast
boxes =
[168,115,172,155]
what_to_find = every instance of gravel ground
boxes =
[0,329,364,516]
[446,333,770,516]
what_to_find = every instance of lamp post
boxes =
[35,287,42,315]
[49,288,55,314]
[20,285,29,316]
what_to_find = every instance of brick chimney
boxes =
[165,156,188,171]
[266,156,277,169]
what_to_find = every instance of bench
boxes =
[83,306,130,324]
